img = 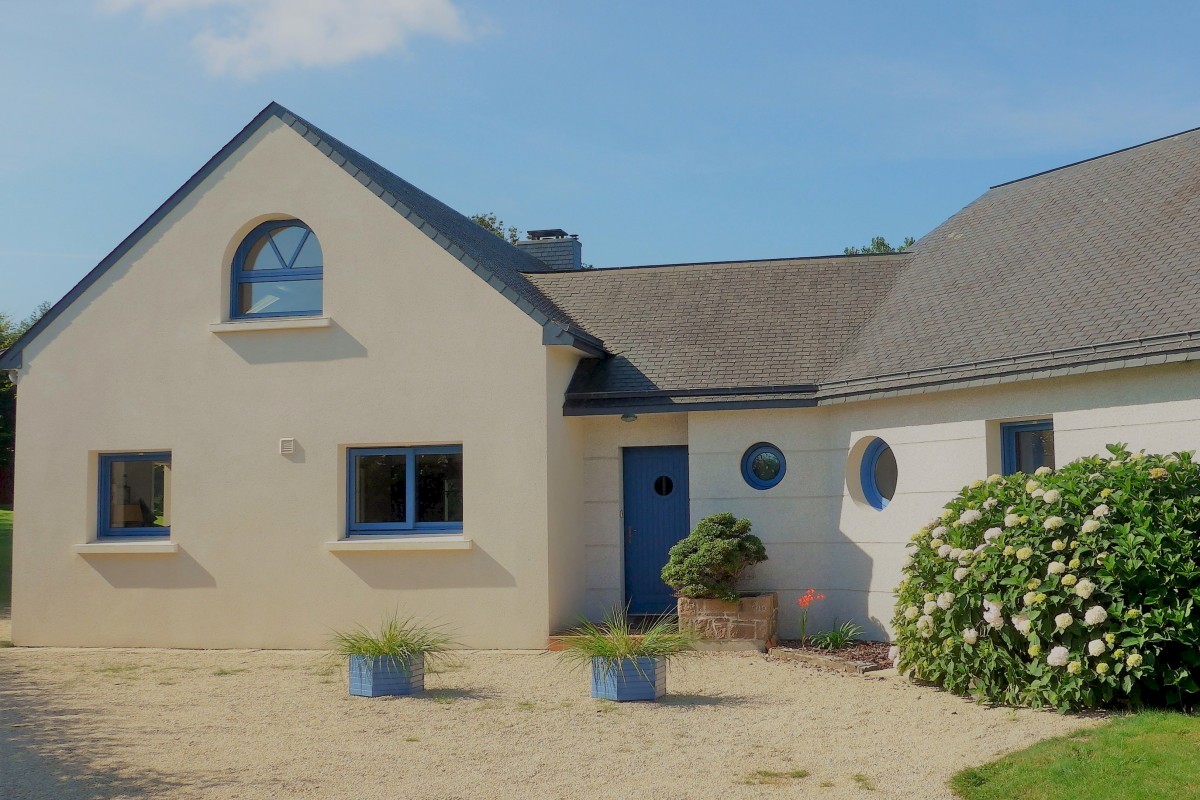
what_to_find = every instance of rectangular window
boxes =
[98,452,172,538]
[347,446,463,534]
[1001,420,1055,475]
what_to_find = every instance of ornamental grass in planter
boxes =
[330,614,454,698]
[557,610,698,701]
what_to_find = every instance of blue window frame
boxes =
[1001,419,1055,475]
[861,438,897,511]
[98,452,172,538]
[347,446,463,535]
[231,220,323,319]
[741,442,786,490]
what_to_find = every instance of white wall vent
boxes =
[279,438,296,456]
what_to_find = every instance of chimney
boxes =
[517,229,583,270]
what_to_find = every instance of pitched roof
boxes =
[527,255,907,412]
[536,126,1200,413]
[0,103,603,370]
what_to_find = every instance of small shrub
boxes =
[660,512,767,601]
[330,614,455,667]
[556,609,697,673]
[894,444,1200,711]
[810,621,864,651]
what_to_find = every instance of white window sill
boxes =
[74,540,179,555]
[325,535,473,552]
[209,316,331,333]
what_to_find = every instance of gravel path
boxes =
[0,629,1096,800]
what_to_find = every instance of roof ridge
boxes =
[991,124,1200,189]
[528,251,913,275]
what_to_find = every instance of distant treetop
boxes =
[844,236,916,256]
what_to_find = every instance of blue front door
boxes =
[622,446,690,615]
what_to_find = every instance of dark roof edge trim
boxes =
[536,251,912,274]
[564,396,819,416]
[0,103,288,371]
[567,383,819,401]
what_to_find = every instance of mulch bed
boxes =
[768,640,893,673]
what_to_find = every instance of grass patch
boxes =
[432,694,457,705]
[96,664,141,675]
[951,712,1200,800]
[1,504,12,610]
[404,736,420,742]
[515,700,536,711]
[852,773,876,791]
[741,769,810,786]
[212,667,248,677]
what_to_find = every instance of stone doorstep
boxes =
[767,648,886,675]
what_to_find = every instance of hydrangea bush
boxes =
[893,445,1200,711]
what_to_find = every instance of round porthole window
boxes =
[653,475,674,496]
[861,438,897,510]
[741,443,786,490]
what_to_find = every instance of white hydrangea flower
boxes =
[1051,539,1067,551]
[938,544,953,558]
[954,567,969,581]
[1088,639,1106,657]
[1093,504,1111,518]
[973,543,987,555]
[1047,561,1066,575]
[1025,480,1041,493]
[970,479,984,489]
[1047,646,1069,667]
[1003,545,1016,556]
[983,497,999,509]
[937,591,956,610]
[1031,488,1045,499]
[1074,579,1096,599]
[930,538,945,549]
[888,645,900,665]
[1085,606,1108,626]
[1034,466,1053,476]
[983,527,1002,542]
[1055,612,1074,630]
[1023,591,1038,606]
[924,600,939,615]
[924,593,936,602]
[940,509,954,521]
[904,606,919,620]
[1004,513,1023,528]
[1062,574,1077,586]
[1096,662,1110,674]
[932,526,948,538]
[1016,547,1033,560]
[1067,660,1082,675]
[1012,614,1032,635]
[1126,653,1143,668]
[959,509,983,525]
[1081,519,1101,534]
[917,615,935,638]
[1042,489,1061,503]
[1128,451,1146,462]
[901,554,914,569]
[986,473,1002,484]
[1068,558,1081,569]
[1027,578,1042,590]
[1107,459,1124,469]
[961,628,978,645]
[949,547,963,560]
[1044,516,1066,530]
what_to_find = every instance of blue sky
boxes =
[3,1,1200,321]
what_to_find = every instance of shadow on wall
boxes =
[215,322,367,365]
[0,661,223,799]
[331,546,516,590]
[82,548,217,589]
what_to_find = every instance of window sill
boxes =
[209,316,331,333]
[74,540,179,555]
[325,535,472,552]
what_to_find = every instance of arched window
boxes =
[231,220,323,318]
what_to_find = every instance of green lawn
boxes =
[952,712,1200,800]
[0,504,11,609]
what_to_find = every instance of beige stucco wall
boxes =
[580,361,1200,641]
[11,118,572,649]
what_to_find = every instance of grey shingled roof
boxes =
[527,255,908,411]
[534,126,1200,413]
[0,103,602,371]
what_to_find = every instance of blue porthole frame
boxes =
[1000,419,1054,475]
[97,451,172,538]
[230,220,323,319]
[860,438,893,511]
[741,442,786,490]
[346,445,464,535]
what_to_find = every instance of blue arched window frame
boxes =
[741,442,786,490]
[860,438,893,510]
[231,220,323,319]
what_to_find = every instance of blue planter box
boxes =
[590,657,666,701]
[348,654,424,697]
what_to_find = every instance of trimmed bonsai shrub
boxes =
[661,512,767,601]
[893,444,1200,711]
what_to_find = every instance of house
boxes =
[5,103,1200,649]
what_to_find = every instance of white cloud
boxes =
[105,0,467,78]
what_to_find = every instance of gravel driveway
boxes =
[0,622,1095,800]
